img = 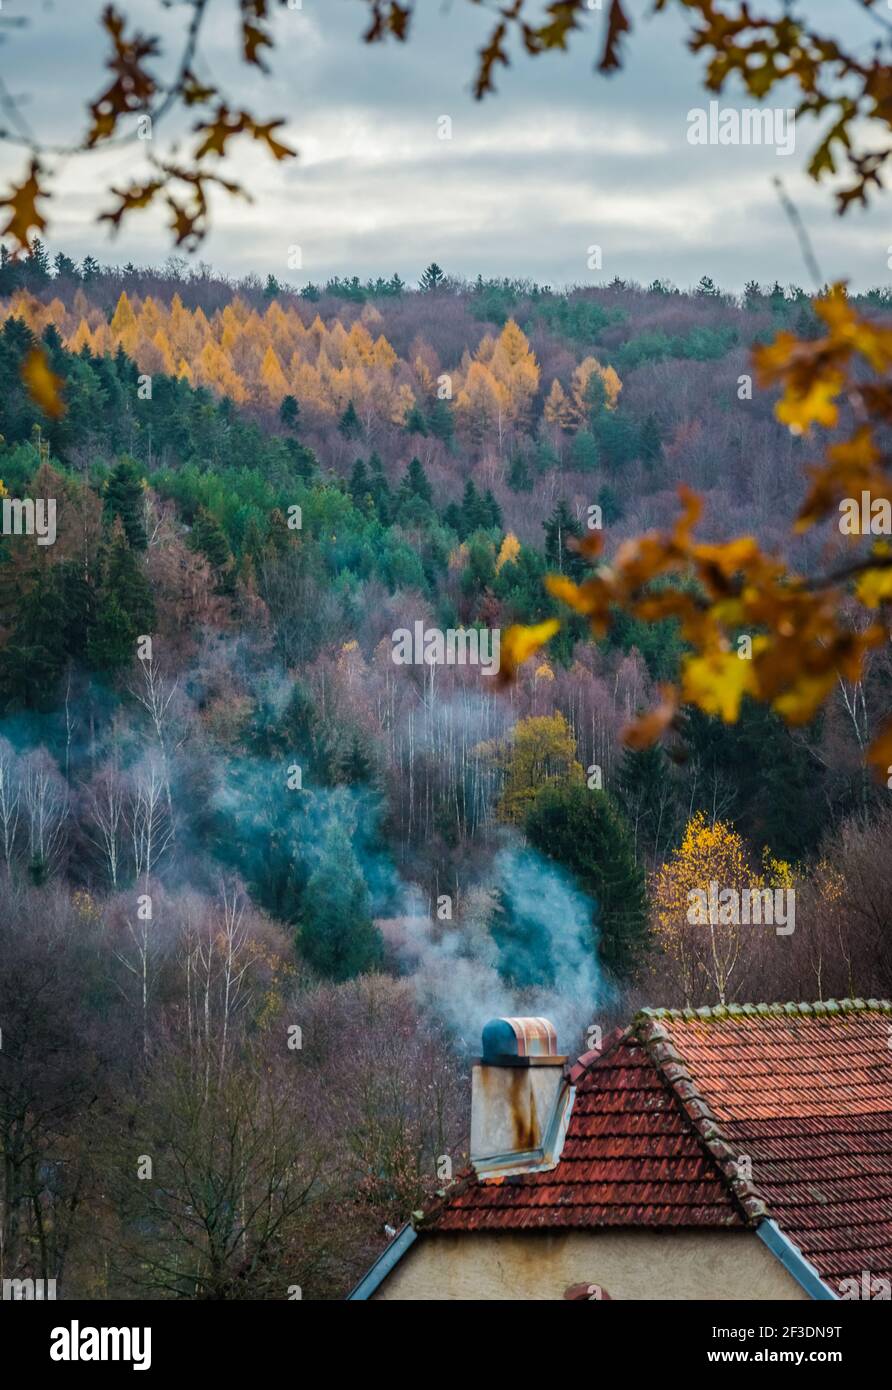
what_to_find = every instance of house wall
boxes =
[372,1228,810,1300]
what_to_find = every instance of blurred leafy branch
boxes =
[0,1,296,252]
[2,1,891,250]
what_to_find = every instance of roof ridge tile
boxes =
[635,1012,770,1225]
[635,998,892,1026]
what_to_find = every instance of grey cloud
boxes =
[0,0,884,289]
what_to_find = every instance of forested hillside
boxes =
[1,251,891,1298]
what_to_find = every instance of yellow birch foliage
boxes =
[490,712,584,824]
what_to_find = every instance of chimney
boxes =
[470,1017,573,1178]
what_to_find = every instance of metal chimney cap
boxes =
[482,1016,559,1063]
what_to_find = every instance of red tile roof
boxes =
[423,1000,892,1294]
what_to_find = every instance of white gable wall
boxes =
[372,1228,810,1300]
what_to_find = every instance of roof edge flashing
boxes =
[346,1223,417,1301]
[757,1219,838,1300]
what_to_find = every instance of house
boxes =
[349,1000,892,1300]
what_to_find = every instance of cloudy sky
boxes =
[0,0,887,291]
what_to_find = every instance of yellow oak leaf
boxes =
[21,347,66,419]
[681,650,757,722]
[776,371,843,434]
[499,619,560,680]
[622,693,677,750]
[0,159,48,252]
[856,566,892,608]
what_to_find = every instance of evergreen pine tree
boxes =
[367,453,392,522]
[743,279,764,311]
[299,822,383,980]
[338,732,374,785]
[102,523,156,635]
[24,238,51,285]
[52,251,80,281]
[279,394,300,431]
[105,458,147,550]
[639,412,662,464]
[86,590,138,674]
[570,429,599,472]
[189,507,234,590]
[483,488,503,529]
[403,457,432,504]
[405,403,428,435]
[582,371,607,428]
[338,401,362,438]
[57,559,96,660]
[427,397,454,442]
[0,568,68,709]
[0,243,22,295]
[544,500,585,579]
[284,437,316,481]
[534,435,560,474]
[525,781,648,978]
[349,457,369,506]
[419,262,446,292]
[461,478,489,534]
[507,452,533,492]
[595,411,638,468]
[597,484,624,524]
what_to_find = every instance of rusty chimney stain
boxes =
[470,1016,571,1180]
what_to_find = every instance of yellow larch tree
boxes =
[474,332,497,365]
[45,297,67,328]
[372,333,398,371]
[413,351,436,397]
[495,531,521,572]
[543,378,575,430]
[68,319,95,355]
[327,319,350,364]
[259,344,289,401]
[291,357,333,416]
[110,290,137,339]
[390,381,415,427]
[343,320,376,367]
[137,295,163,341]
[307,313,328,351]
[455,360,509,446]
[150,327,175,376]
[489,319,540,424]
[196,339,247,403]
[570,355,622,425]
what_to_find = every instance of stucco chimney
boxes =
[470,1017,572,1177]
